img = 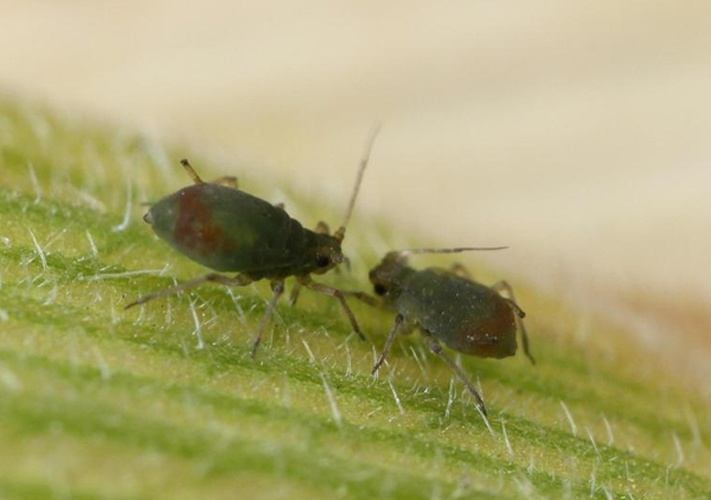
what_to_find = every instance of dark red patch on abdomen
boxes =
[174,187,235,260]
[457,298,517,358]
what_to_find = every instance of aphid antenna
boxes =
[390,246,508,259]
[334,123,382,242]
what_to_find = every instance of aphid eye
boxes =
[374,284,387,296]
[315,255,331,268]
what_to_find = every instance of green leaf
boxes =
[1,96,709,499]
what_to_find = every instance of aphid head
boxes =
[368,251,410,297]
[309,233,348,275]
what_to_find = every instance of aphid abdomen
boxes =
[449,297,517,358]
[147,183,304,273]
[398,269,518,358]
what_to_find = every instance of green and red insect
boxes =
[127,130,379,354]
[351,247,535,416]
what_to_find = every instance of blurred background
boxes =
[2,1,710,383]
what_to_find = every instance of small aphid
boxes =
[352,248,534,416]
[127,129,379,355]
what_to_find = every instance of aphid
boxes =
[352,247,535,416]
[126,130,379,355]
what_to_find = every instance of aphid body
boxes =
[360,248,534,416]
[128,130,379,354]
[146,179,346,279]
[371,257,521,358]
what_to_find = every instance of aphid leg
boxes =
[449,263,472,279]
[125,273,253,309]
[372,313,405,374]
[250,280,285,357]
[491,280,536,365]
[274,202,285,209]
[181,159,240,189]
[314,221,330,234]
[288,283,302,305]
[179,159,205,184]
[345,290,381,308]
[297,276,366,341]
[210,176,238,189]
[179,156,237,188]
[419,332,488,417]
